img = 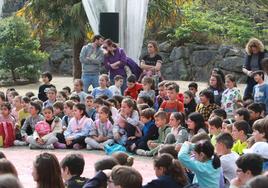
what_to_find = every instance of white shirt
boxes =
[109,85,122,96]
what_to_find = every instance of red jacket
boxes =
[124,83,143,100]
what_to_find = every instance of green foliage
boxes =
[173,2,258,45]
[0,16,48,81]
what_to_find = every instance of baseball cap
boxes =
[243,142,268,159]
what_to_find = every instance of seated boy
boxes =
[159,83,184,121]
[209,108,227,121]
[252,118,268,142]
[154,81,168,110]
[231,120,250,155]
[136,111,171,156]
[124,74,143,100]
[43,87,57,108]
[188,82,200,104]
[38,71,55,102]
[208,116,222,146]
[85,95,96,121]
[215,133,239,187]
[247,103,262,128]
[60,153,88,188]
[53,101,64,119]
[234,108,250,123]
[109,75,124,96]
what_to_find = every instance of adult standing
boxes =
[242,38,267,100]
[140,41,163,90]
[103,39,128,92]
[79,35,104,93]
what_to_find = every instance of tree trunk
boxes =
[72,37,85,79]
[11,68,16,82]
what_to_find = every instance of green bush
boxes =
[173,2,258,46]
[0,16,48,82]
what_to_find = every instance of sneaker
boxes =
[14,140,27,146]
[29,144,38,149]
[53,142,66,149]
[86,144,93,150]
[45,144,54,150]
[136,149,147,156]
[130,143,136,151]
[73,143,82,150]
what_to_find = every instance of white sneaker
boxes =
[45,144,54,150]
[86,144,93,150]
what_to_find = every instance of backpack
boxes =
[0,122,15,148]
[104,143,127,155]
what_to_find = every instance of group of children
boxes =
[1,68,268,188]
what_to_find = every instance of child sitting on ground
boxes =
[154,81,168,110]
[60,153,88,188]
[215,133,239,188]
[85,106,114,150]
[208,116,223,146]
[92,74,113,99]
[231,120,250,155]
[0,102,16,127]
[85,95,96,121]
[53,101,65,119]
[247,103,262,129]
[124,74,143,100]
[136,111,171,156]
[62,100,75,130]
[38,71,55,102]
[43,87,57,108]
[27,106,62,149]
[138,76,155,102]
[188,82,200,104]
[11,96,22,124]
[252,118,268,142]
[16,96,31,139]
[72,79,88,104]
[109,75,124,96]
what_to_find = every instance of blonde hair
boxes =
[245,38,265,55]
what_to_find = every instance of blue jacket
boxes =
[143,175,185,188]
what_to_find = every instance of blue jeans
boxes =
[82,73,99,93]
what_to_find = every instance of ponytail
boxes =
[212,154,221,169]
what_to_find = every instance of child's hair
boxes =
[64,100,75,109]
[114,75,124,81]
[0,174,23,188]
[247,136,255,148]
[53,101,64,111]
[210,74,225,91]
[236,153,263,176]
[112,95,124,105]
[236,108,250,122]
[25,91,35,99]
[243,174,268,188]
[142,76,154,90]
[1,102,11,111]
[41,71,53,81]
[171,112,186,127]
[60,154,85,176]
[253,70,265,80]
[112,152,134,166]
[127,74,137,83]
[10,91,19,98]
[34,153,64,188]
[0,151,6,159]
[137,103,150,112]
[86,94,94,100]
[108,98,118,107]
[199,89,214,103]
[188,112,208,134]
[111,166,143,188]
[154,111,167,120]
[167,82,180,93]
[158,81,166,88]
[70,94,80,102]
[43,106,54,113]
[74,103,87,117]
[22,96,31,104]
[58,91,68,101]
[140,108,155,120]
[234,120,250,135]
[94,157,119,171]
[62,86,71,94]
[208,116,223,129]
[94,97,104,105]
[212,109,227,120]
[158,145,178,159]
[0,91,5,101]
[190,132,210,143]
[99,95,109,100]
[154,154,188,186]
[99,105,114,124]
[122,98,135,110]
[194,140,221,169]
[252,119,268,140]
[100,74,109,83]
[74,79,84,88]
[212,68,225,83]
[137,95,154,107]
[47,87,57,94]
[0,159,18,177]
[225,74,237,87]
[184,90,195,101]
[247,103,262,114]
[216,133,234,149]
[188,82,198,90]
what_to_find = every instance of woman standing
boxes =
[242,38,267,100]
[140,41,163,90]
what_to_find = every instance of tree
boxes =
[22,0,89,79]
[0,16,47,81]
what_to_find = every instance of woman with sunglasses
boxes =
[242,38,267,100]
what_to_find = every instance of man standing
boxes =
[80,35,104,92]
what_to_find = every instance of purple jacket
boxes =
[104,48,127,79]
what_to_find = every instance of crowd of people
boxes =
[0,36,268,188]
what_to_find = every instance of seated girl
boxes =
[85,106,114,150]
[27,106,62,149]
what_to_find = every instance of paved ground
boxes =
[1,147,154,187]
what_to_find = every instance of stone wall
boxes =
[155,42,246,83]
